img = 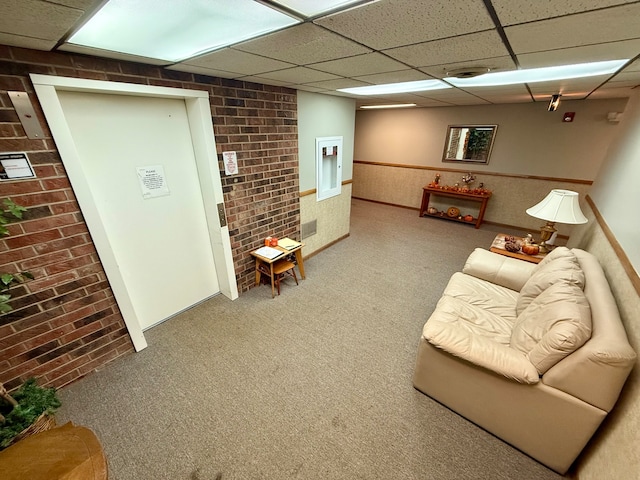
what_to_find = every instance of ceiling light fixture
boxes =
[548,94,561,112]
[338,80,451,96]
[360,103,417,109]
[68,0,299,62]
[445,59,629,87]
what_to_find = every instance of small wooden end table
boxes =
[250,239,305,298]
[490,233,546,264]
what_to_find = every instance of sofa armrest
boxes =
[463,248,536,292]
[423,319,540,384]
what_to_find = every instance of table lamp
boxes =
[526,189,588,253]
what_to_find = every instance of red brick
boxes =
[11,191,68,207]
[0,359,39,385]
[34,235,87,255]
[27,270,78,292]
[5,229,62,249]
[40,178,71,190]
[21,213,77,233]
[60,223,89,236]
[0,245,37,264]
[33,165,58,178]
[19,249,72,270]
[44,254,95,275]
[0,180,43,196]
[49,201,79,215]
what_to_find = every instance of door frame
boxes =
[31,74,238,352]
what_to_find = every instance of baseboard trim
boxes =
[352,196,420,211]
[303,233,350,261]
[351,197,570,239]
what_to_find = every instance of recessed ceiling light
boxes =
[446,60,629,87]
[68,0,299,62]
[338,80,451,95]
[360,104,417,109]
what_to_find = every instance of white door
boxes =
[57,91,220,330]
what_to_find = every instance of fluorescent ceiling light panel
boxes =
[360,103,417,109]
[69,0,299,62]
[447,60,628,87]
[338,80,451,95]
[272,0,373,17]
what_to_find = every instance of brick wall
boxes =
[0,45,300,390]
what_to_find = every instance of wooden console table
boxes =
[419,186,492,229]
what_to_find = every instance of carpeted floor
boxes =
[57,199,562,480]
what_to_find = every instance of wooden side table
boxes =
[419,186,492,229]
[490,234,546,264]
[250,239,305,298]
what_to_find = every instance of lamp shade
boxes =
[526,189,588,224]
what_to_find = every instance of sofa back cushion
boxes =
[510,281,591,375]
[516,248,584,316]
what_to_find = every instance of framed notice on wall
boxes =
[0,152,36,180]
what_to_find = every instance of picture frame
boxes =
[442,125,497,164]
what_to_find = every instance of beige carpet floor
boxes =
[57,199,562,480]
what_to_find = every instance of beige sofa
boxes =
[413,247,636,474]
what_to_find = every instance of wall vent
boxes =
[301,220,317,239]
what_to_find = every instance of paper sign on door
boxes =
[137,165,170,199]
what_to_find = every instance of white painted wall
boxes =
[355,98,628,180]
[297,91,355,255]
[298,91,355,190]
[589,91,640,274]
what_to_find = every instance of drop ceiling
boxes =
[1,0,639,108]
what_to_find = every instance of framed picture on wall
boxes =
[442,125,497,164]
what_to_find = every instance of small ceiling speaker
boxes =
[446,67,491,78]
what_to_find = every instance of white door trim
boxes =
[30,74,238,352]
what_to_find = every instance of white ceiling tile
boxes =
[385,31,510,68]
[527,76,607,95]
[301,78,371,90]
[588,86,635,98]
[0,32,56,50]
[353,69,433,84]
[472,94,533,104]
[420,56,516,79]
[233,23,370,64]
[180,48,295,75]
[315,0,494,50]
[255,66,341,84]
[505,3,640,54]
[308,53,407,77]
[492,0,637,26]
[607,71,640,87]
[0,0,84,41]
[238,75,295,87]
[518,39,640,68]
[292,84,329,93]
[166,64,240,78]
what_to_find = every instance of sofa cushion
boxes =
[423,318,540,384]
[511,282,591,375]
[536,245,576,268]
[516,249,584,316]
[443,272,519,327]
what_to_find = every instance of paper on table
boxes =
[254,246,284,260]
[277,237,300,250]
